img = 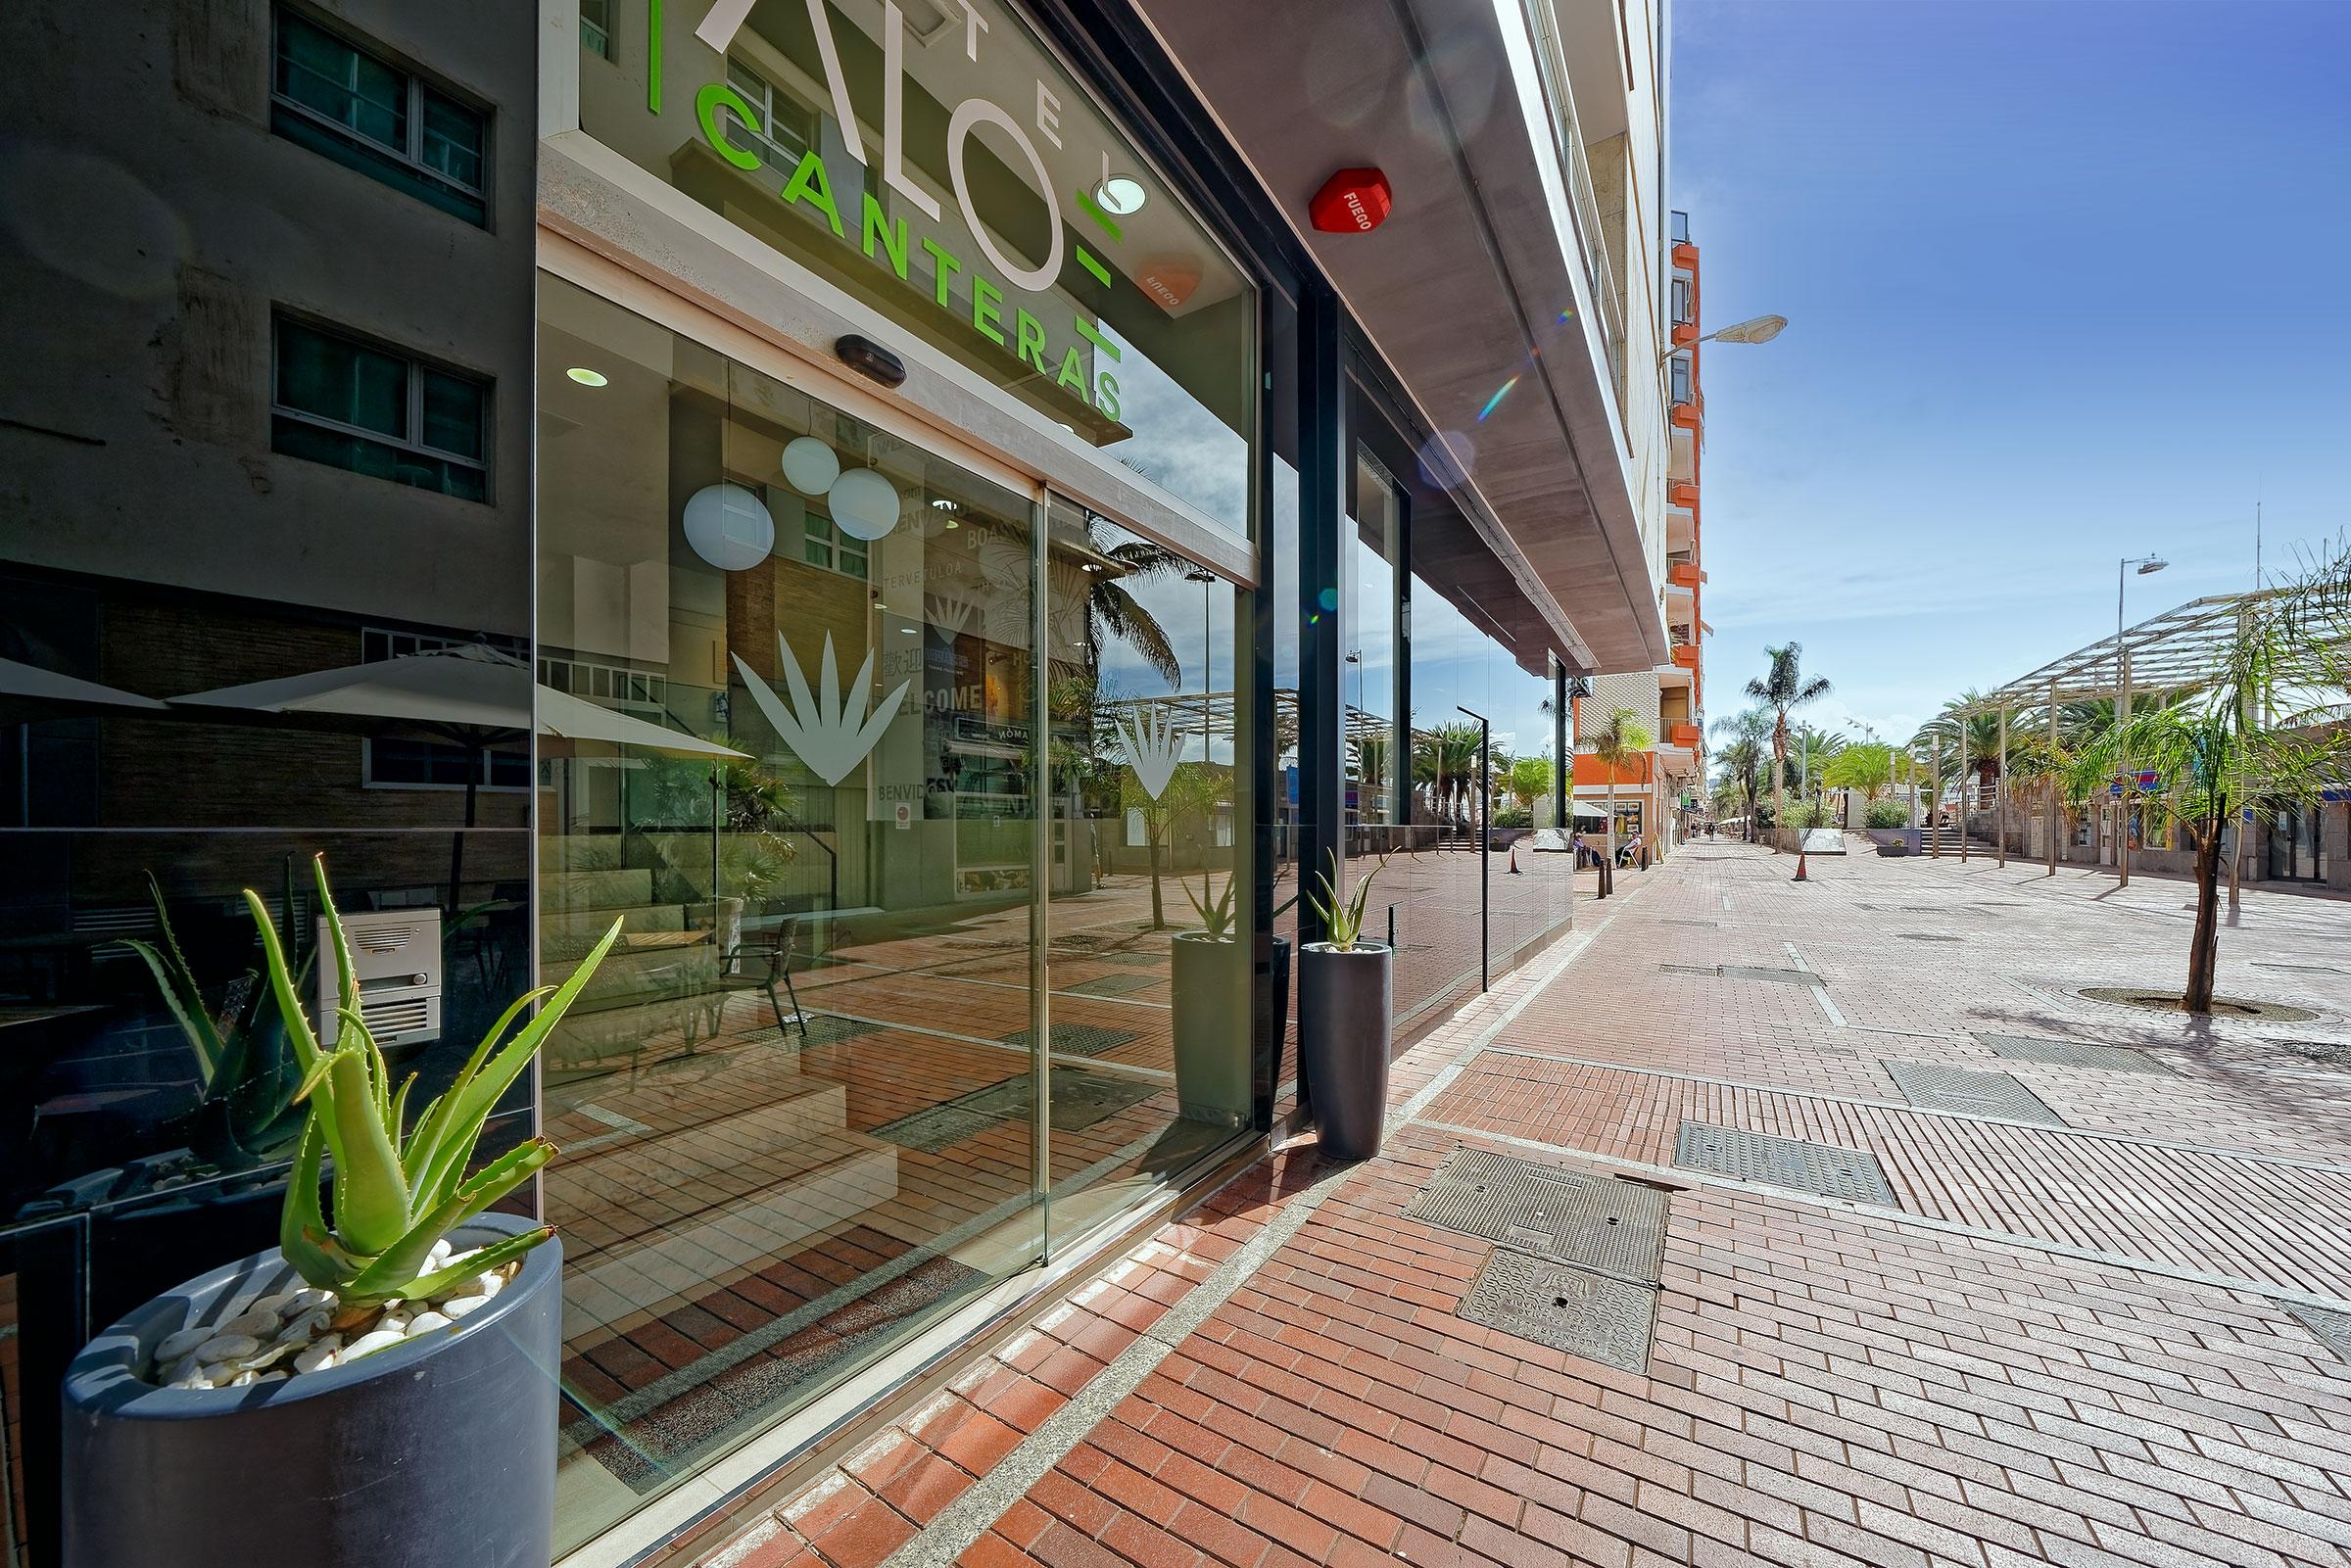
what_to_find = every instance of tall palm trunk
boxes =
[2185,806,2225,1012]
[1770,741,1787,853]
[1602,778,1617,897]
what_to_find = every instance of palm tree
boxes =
[1791,724,1846,815]
[1588,706,1653,895]
[1067,518,1184,686]
[1711,707,1771,841]
[1416,722,1485,835]
[1744,644,1832,851]
[2066,549,2351,1010]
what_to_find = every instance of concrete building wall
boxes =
[0,0,538,634]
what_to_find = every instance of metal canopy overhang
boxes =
[1962,592,2283,713]
[1135,0,1668,674]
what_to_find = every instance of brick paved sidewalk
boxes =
[689,841,2351,1568]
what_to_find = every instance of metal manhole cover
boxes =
[1457,1249,1656,1373]
[2290,1305,2351,1364]
[1885,1062,2065,1125]
[2283,1040,2351,1069]
[1975,1033,2172,1075]
[1087,951,1164,968]
[1406,1147,1667,1283]
[1673,1124,1898,1206]
[1065,973,1154,997]
[999,1023,1137,1057]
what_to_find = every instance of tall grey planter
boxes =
[1170,932,1250,1126]
[1298,941,1393,1161]
[62,1212,560,1568]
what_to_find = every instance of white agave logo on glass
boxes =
[1120,703,1185,801]
[734,634,912,786]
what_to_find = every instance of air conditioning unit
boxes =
[317,907,443,1048]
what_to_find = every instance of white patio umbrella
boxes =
[173,646,745,902]
[1,655,169,713]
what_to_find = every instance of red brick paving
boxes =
[681,839,2351,1568]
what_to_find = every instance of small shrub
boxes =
[1864,798,1909,829]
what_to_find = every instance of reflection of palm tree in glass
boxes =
[1415,722,1484,832]
[1073,521,1184,687]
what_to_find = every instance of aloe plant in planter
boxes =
[124,865,311,1173]
[63,856,621,1568]
[1298,850,1394,1160]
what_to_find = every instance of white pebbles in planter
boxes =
[143,1255,524,1390]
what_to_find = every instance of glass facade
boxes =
[573,0,1257,541]
[535,278,1252,1548]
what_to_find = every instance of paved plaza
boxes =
[693,837,2351,1568]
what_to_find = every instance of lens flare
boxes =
[1476,377,1518,422]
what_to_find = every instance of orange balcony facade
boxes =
[1668,395,1703,431]
[1670,643,1701,671]
[1667,562,1705,589]
[1667,480,1699,511]
[1573,753,1652,787]
[1669,722,1702,748]
[1672,240,1700,272]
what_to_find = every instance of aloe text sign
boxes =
[682,0,1125,424]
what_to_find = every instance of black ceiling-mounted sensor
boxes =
[835,335,906,388]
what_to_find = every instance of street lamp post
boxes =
[2114,554,2167,888]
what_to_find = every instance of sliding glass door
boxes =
[534,280,1259,1550]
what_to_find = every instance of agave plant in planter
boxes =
[63,856,621,1568]
[1170,873,1250,1126]
[1298,850,1393,1161]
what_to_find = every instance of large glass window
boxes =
[535,278,1253,1549]
[576,0,1256,539]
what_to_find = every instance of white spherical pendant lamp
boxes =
[681,482,775,572]
[828,467,902,542]
[780,437,841,497]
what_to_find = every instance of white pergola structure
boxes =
[1945,592,2281,884]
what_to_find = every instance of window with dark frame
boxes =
[272,315,490,501]
[1671,276,1693,325]
[1667,354,1692,405]
[271,7,489,225]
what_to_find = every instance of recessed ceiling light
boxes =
[1094,175,1147,215]
[1081,562,1103,573]
[565,367,608,387]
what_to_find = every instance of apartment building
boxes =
[1,3,1678,1560]
[1576,208,1706,855]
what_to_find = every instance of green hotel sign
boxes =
[662,0,1130,425]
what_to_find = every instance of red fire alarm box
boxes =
[1309,167,1393,233]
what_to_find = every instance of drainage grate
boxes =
[1087,951,1165,968]
[2255,962,2348,976]
[999,1022,1136,1058]
[1895,932,1964,943]
[1406,1147,1667,1284]
[1721,965,1824,986]
[2289,1304,2351,1364]
[1657,919,1720,927]
[1456,1249,1656,1373]
[1975,1033,2172,1075]
[1660,963,1823,987]
[1673,1124,1899,1206]
[2283,1039,2351,1069]
[1885,1062,2066,1126]
[1064,973,1155,997]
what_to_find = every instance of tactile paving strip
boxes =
[1456,1249,1657,1373]
[1673,1124,1899,1206]
[1885,1062,2066,1126]
[1975,1033,2173,1076]
[1407,1147,1667,1284]
[2289,1304,2351,1364]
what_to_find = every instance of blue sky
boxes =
[1673,0,2350,745]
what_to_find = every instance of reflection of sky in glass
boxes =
[1089,531,1236,766]
[1410,575,1555,763]
[1101,325,1247,540]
